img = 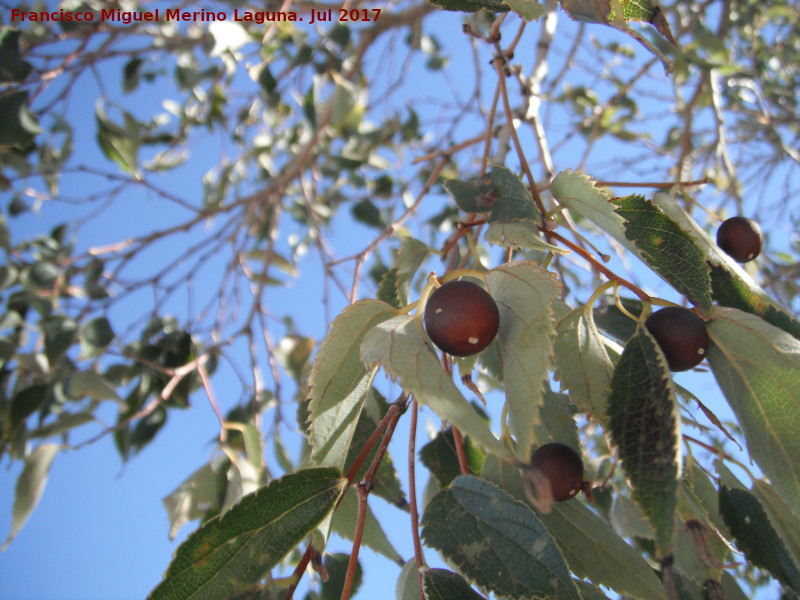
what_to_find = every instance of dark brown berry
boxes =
[423,280,499,357]
[716,216,762,263]
[645,307,710,372]
[529,443,585,502]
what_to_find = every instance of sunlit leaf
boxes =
[360,315,510,458]
[148,467,346,600]
[707,307,800,514]
[486,261,561,460]
[308,300,397,469]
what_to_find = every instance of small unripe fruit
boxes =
[423,280,499,357]
[529,443,585,502]
[645,307,710,372]
[716,216,762,263]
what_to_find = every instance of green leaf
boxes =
[395,237,429,306]
[0,91,40,148]
[308,300,397,468]
[360,315,510,458]
[486,261,561,460]
[377,268,402,309]
[421,475,581,600]
[485,221,567,254]
[502,0,547,21]
[607,321,680,557]
[752,480,800,567]
[80,317,114,357]
[318,553,362,600]
[0,29,33,83]
[69,370,122,402]
[719,485,800,594]
[422,568,488,600]
[553,306,616,420]
[396,559,422,600]
[420,428,485,487]
[95,100,140,174]
[442,175,495,214]
[3,443,60,550]
[480,454,667,599]
[163,462,222,540]
[344,410,407,509]
[330,488,404,564]
[351,199,385,229]
[486,166,540,223]
[651,192,800,340]
[41,316,78,363]
[706,307,800,514]
[613,194,712,315]
[550,170,634,252]
[148,467,346,600]
[30,411,97,439]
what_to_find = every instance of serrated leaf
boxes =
[706,307,800,514]
[613,195,712,315]
[2,443,60,550]
[486,166,540,223]
[421,475,581,600]
[360,315,510,458]
[395,237,429,306]
[148,467,346,600]
[377,268,402,309]
[330,488,403,564]
[553,306,615,419]
[652,193,800,340]
[486,262,561,460]
[550,169,636,251]
[308,300,397,469]
[442,175,495,214]
[719,485,800,594]
[752,480,800,567]
[422,568,487,600]
[484,221,568,254]
[607,322,680,557]
[480,455,666,599]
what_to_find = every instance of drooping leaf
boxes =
[148,467,346,600]
[0,91,40,148]
[613,194,712,315]
[396,559,422,600]
[486,261,561,460]
[553,306,616,419]
[607,321,680,557]
[422,568,488,600]
[719,485,800,594]
[308,300,397,469]
[480,454,667,599]
[330,487,404,565]
[752,480,800,567]
[2,443,60,550]
[318,553,362,600]
[41,316,78,363]
[360,315,510,458]
[95,100,140,174]
[706,307,800,514]
[485,165,540,223]
[421,475,581,600]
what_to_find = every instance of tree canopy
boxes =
[2,0,800,598]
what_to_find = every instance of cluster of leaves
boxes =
[2,0,800,599]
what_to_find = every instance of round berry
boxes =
[716,216,762,263]
[423,280,499,357]
[645,306,710,372]
[529,443,585,502]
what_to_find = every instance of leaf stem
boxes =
[452,426,470,475]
